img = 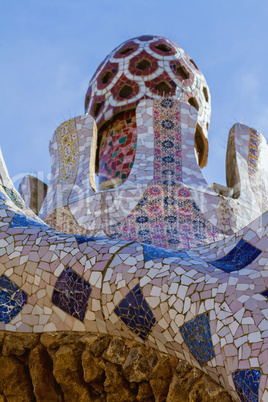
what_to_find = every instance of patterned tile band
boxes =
[248,128,268,212]
[106,99,224,248]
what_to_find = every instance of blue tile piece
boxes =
[52,267,92,321]
[210,239,262,273]
[179,312,214,366]
[261,289,268,298]
[232,369,261,402]
[0,275,27,324]
[10,213,47,228]
[143,244,189,262]
[75,235,106,245]
[114,284,156,341]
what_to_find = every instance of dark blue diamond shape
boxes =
[210,239,262,273]
[0,275,27,324]
[232,369,261,402]
[179,312,214,366]
[114,284,156,341]
[52,267,92,321]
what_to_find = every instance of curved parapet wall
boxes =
[1,148,268,400]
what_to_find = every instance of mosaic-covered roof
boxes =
[85,35,211,140]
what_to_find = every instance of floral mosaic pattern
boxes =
[106,99,224,249]
[98,110,137,188]
[232,369,261,402]
[52,267,92,322]
[210,239,262,272]
[0,275,27,324]
[55,118,79,203]
[114,284,156,341]
[179,313,215,366]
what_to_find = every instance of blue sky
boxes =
[1,0,268,188]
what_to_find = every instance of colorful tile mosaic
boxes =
[98,110,137,189]
[248,128,268,212]
[85,35,211,140]
[4,186,25,209]
[56,119,79,184]
[0,275,27,324]
[114,284,156,341]
[0,166,268,401]
[45,206,90,235]
[2,34,268,402]
[232,369,261,402]
[52,267,92,322]
[105,99,224,249]
[210,239,262,272]
[179,313,215,366]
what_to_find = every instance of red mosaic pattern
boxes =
[128,50,158,76]
[96,61,119,90]
[85,35,211,140]
[105,99,224,249]
[145,72,177,97]
[113,40,139,59]
[170,59,194,87]
[149,38,177,56]
[98,110,137,188]
[111,75,139,102]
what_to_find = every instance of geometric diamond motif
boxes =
[232,369,261,402]
[210,239,262,273]
[143,244,189,262]
[179,312,215,366]
[0,275,27,324]
[114,284,156,341]
[52,267,92,322]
